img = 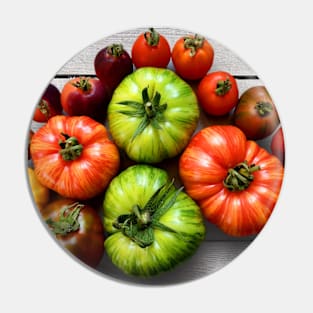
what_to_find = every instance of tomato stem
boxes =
[215,78,232,96]
[144,28,160,46]
[72,77,92,92]
[224,161,261,191]
[46,202,83,236]
[255,101,273,116]
[107,44,125,57]
[59,133,83,161]
[37,99,51,118]
[183,34,204,57]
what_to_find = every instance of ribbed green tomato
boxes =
[103,165,205,277]
[107,67,199,163]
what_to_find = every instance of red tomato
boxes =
[30,115,120,200]
[33,84,62,122]
[179,125,284,237]
[131,28,171,68]
[234,86,280,140]
[60,76,110,121]
[41,198,104,268]
[171,34,214,80]
[94,44,133,95]
[271,127,285,165]
[197,71,239,116]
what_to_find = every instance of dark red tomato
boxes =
[197,71,239,116]
[233,86,280,140]
[172,34,214,80]
[271,127,285,165]
[131,28,171,68]
[94,44,133,95]
[33,84,62,122]
[60,76,110,121]
[41,198,105,268]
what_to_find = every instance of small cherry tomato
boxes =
[271,127,285,165]
[94,44,133,95]
[197,71,239,116]
[41,199,105,268]
[131,28,171,69]
[172,34,214,80]
[33,84,62,122]
[60,76,110,121]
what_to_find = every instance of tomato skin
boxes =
[94,44,133,95]
[108,67,199,163]
[271,127,285,165]
[27,167,50,211]
[33,84,62,122]
[30,115,120,200]
[60,77,110,121]
[103,164,205,277]
[197,71,239,116]
[234,86,280,140]
[179,125,284,237]
[131,28,171,68]
[41,198,105,268]
[172,34,214,80]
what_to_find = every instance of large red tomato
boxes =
[30,115,120,200]
[179,125,284,237]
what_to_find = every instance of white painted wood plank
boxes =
[95,241,251,285]
[55,27,257,76]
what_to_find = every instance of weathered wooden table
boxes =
[30,27,275,285]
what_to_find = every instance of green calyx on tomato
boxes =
[113,179,184,248]
[71,77,92,92]
[255,101,273,117]
[183,34,204,56]
[37,99,51,119]
[223,160,261,191]
[117,86,167,141]
[144,28,160,46]
[58,132,83,161]
[46,202,83,235]
[215,78,232,96]
[107,44,125,57]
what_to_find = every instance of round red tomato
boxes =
[30,115,120,200]
[33,84,62,122]
[271,127,285,165]
[131,28,171,68]
[172,34,214,80]
[179,125,284,237]
[233,86,280,140]
[197,71,239,116]
[41,198,105,268]
[60,76,110,121]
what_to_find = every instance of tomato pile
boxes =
[27,28,285,278]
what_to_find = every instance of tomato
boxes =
[103,164,205,277]
[131,28,171,69]
[27,167,50,211]
[33,84,62,122]
[30,115,120,200]
[60,76,110,121]
[197,71,239,116]
[171,34,214,80]
[108,67,199,163]
[233,86,280,140]
[94,44,133,95]
[179,125,284,237]
[41,198,104,268]
[271,127,285,165]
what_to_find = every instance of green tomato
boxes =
[103,164,205,277]
[107,67,199,163]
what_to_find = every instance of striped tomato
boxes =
[179,125,284,237]
[30,115,120,200]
